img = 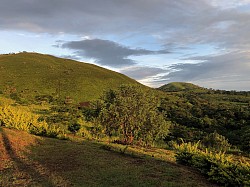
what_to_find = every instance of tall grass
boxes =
[0,105,67,139]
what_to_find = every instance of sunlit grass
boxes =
[0,52,139,102]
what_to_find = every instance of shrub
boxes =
[74,120,94,139]
[201,131,231,152]
[76,125,93,139]
[68,123,81,133]
[173,141,250,186]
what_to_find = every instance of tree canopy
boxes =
[97,85,170,145]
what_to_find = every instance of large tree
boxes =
[98,85,170,145]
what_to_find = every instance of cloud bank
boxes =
[61,39,169,67]
[1,0,250,90]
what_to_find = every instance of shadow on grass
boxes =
[1,129,55,186]
[0,127,217,187]
[27,136,218,187]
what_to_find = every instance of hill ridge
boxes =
[0,52,140,102]
[158,82,206,92]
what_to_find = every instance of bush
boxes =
[201,131,231,152]
[72,120,94,139]
[68,123,81,133]
[174,141,250,186]
[76,125,93,139]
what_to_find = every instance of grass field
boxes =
[0,128,218,187]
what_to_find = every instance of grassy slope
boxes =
[0,128,217,187]
[159,82,206,92]
[0,52,139,102]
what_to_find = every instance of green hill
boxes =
[0,52,139,102]
[158,82,206,92]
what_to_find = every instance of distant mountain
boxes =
[158,82,206,92]
[0,52,140,102]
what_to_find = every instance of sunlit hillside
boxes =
[0,52,139,102]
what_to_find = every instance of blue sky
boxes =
[1,0,250,90]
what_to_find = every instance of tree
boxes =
[98,85,170,145]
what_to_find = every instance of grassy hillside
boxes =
[0,128,217,187]
[0,52,139,102]
[158,82,206,92]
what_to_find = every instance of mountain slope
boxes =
[0,52,140,102]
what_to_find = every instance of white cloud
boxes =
[120,66,167,80]
[211,0,250,9]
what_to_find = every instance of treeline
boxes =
[209,89,250,96]
[158,90,250,153]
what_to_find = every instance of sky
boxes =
[1,0,250,90]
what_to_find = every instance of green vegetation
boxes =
[0,52,139,102]
[0,105,67,139]
[96,85,170,145]
[0,128,216,187]
[201,131,231,152]
[0,89,217,186]
[159,83,250,154]
[158,82,250,186]
[0,52,250,186]
[159,82,206,92]
[173,141,250,186]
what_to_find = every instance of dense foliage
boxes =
[159,84,250,153]
[94,85,170,145]
[174,141,250,186]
